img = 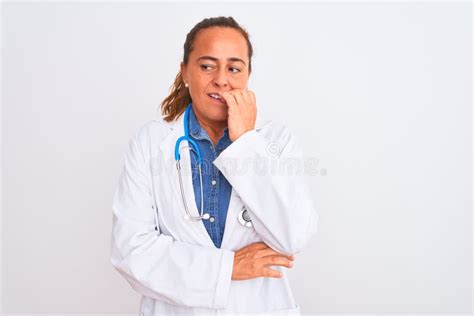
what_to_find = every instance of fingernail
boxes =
[289,262,293,267]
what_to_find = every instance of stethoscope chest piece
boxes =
[238,207,253,228]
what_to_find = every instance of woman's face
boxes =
[181,27,250,125]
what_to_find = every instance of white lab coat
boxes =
[111,111,319,315]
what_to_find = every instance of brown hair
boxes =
[160,16,254,122]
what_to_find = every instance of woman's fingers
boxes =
[218,88,257,141]
[248,90,256,103]
[231,90,245,106]
[256,247,296,261]
[220,91,237,108]
[262,255,294,269]
[249,242,268,250]
[232,242,295,281]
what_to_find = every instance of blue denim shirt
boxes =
[188,107,233,248]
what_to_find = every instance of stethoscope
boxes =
[174,103,253,228]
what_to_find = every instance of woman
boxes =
[111,16,318,315]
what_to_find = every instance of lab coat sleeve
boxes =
[110,128,234,309]
[213,125,319,257]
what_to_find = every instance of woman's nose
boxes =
[212,69,229,87]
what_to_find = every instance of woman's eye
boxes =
[200,64,214,71]
[200,64,240,73]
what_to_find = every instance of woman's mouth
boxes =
[208,93,226,104]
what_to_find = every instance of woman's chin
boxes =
[192,100,228,124]
[207,105,229,121]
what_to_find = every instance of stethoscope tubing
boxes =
[149,102,252,229]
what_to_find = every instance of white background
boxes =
[1,1,472,314]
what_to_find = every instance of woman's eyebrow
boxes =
[197,55,246,65]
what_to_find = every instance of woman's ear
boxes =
[180,62,186,82]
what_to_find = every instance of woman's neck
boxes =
[194,114,227,146]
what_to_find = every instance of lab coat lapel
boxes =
[159,114,215,247]
[220,114,269,249]
[220,189,239,249]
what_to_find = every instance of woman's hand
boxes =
[231,242,295,281]
[218,89,257,142]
